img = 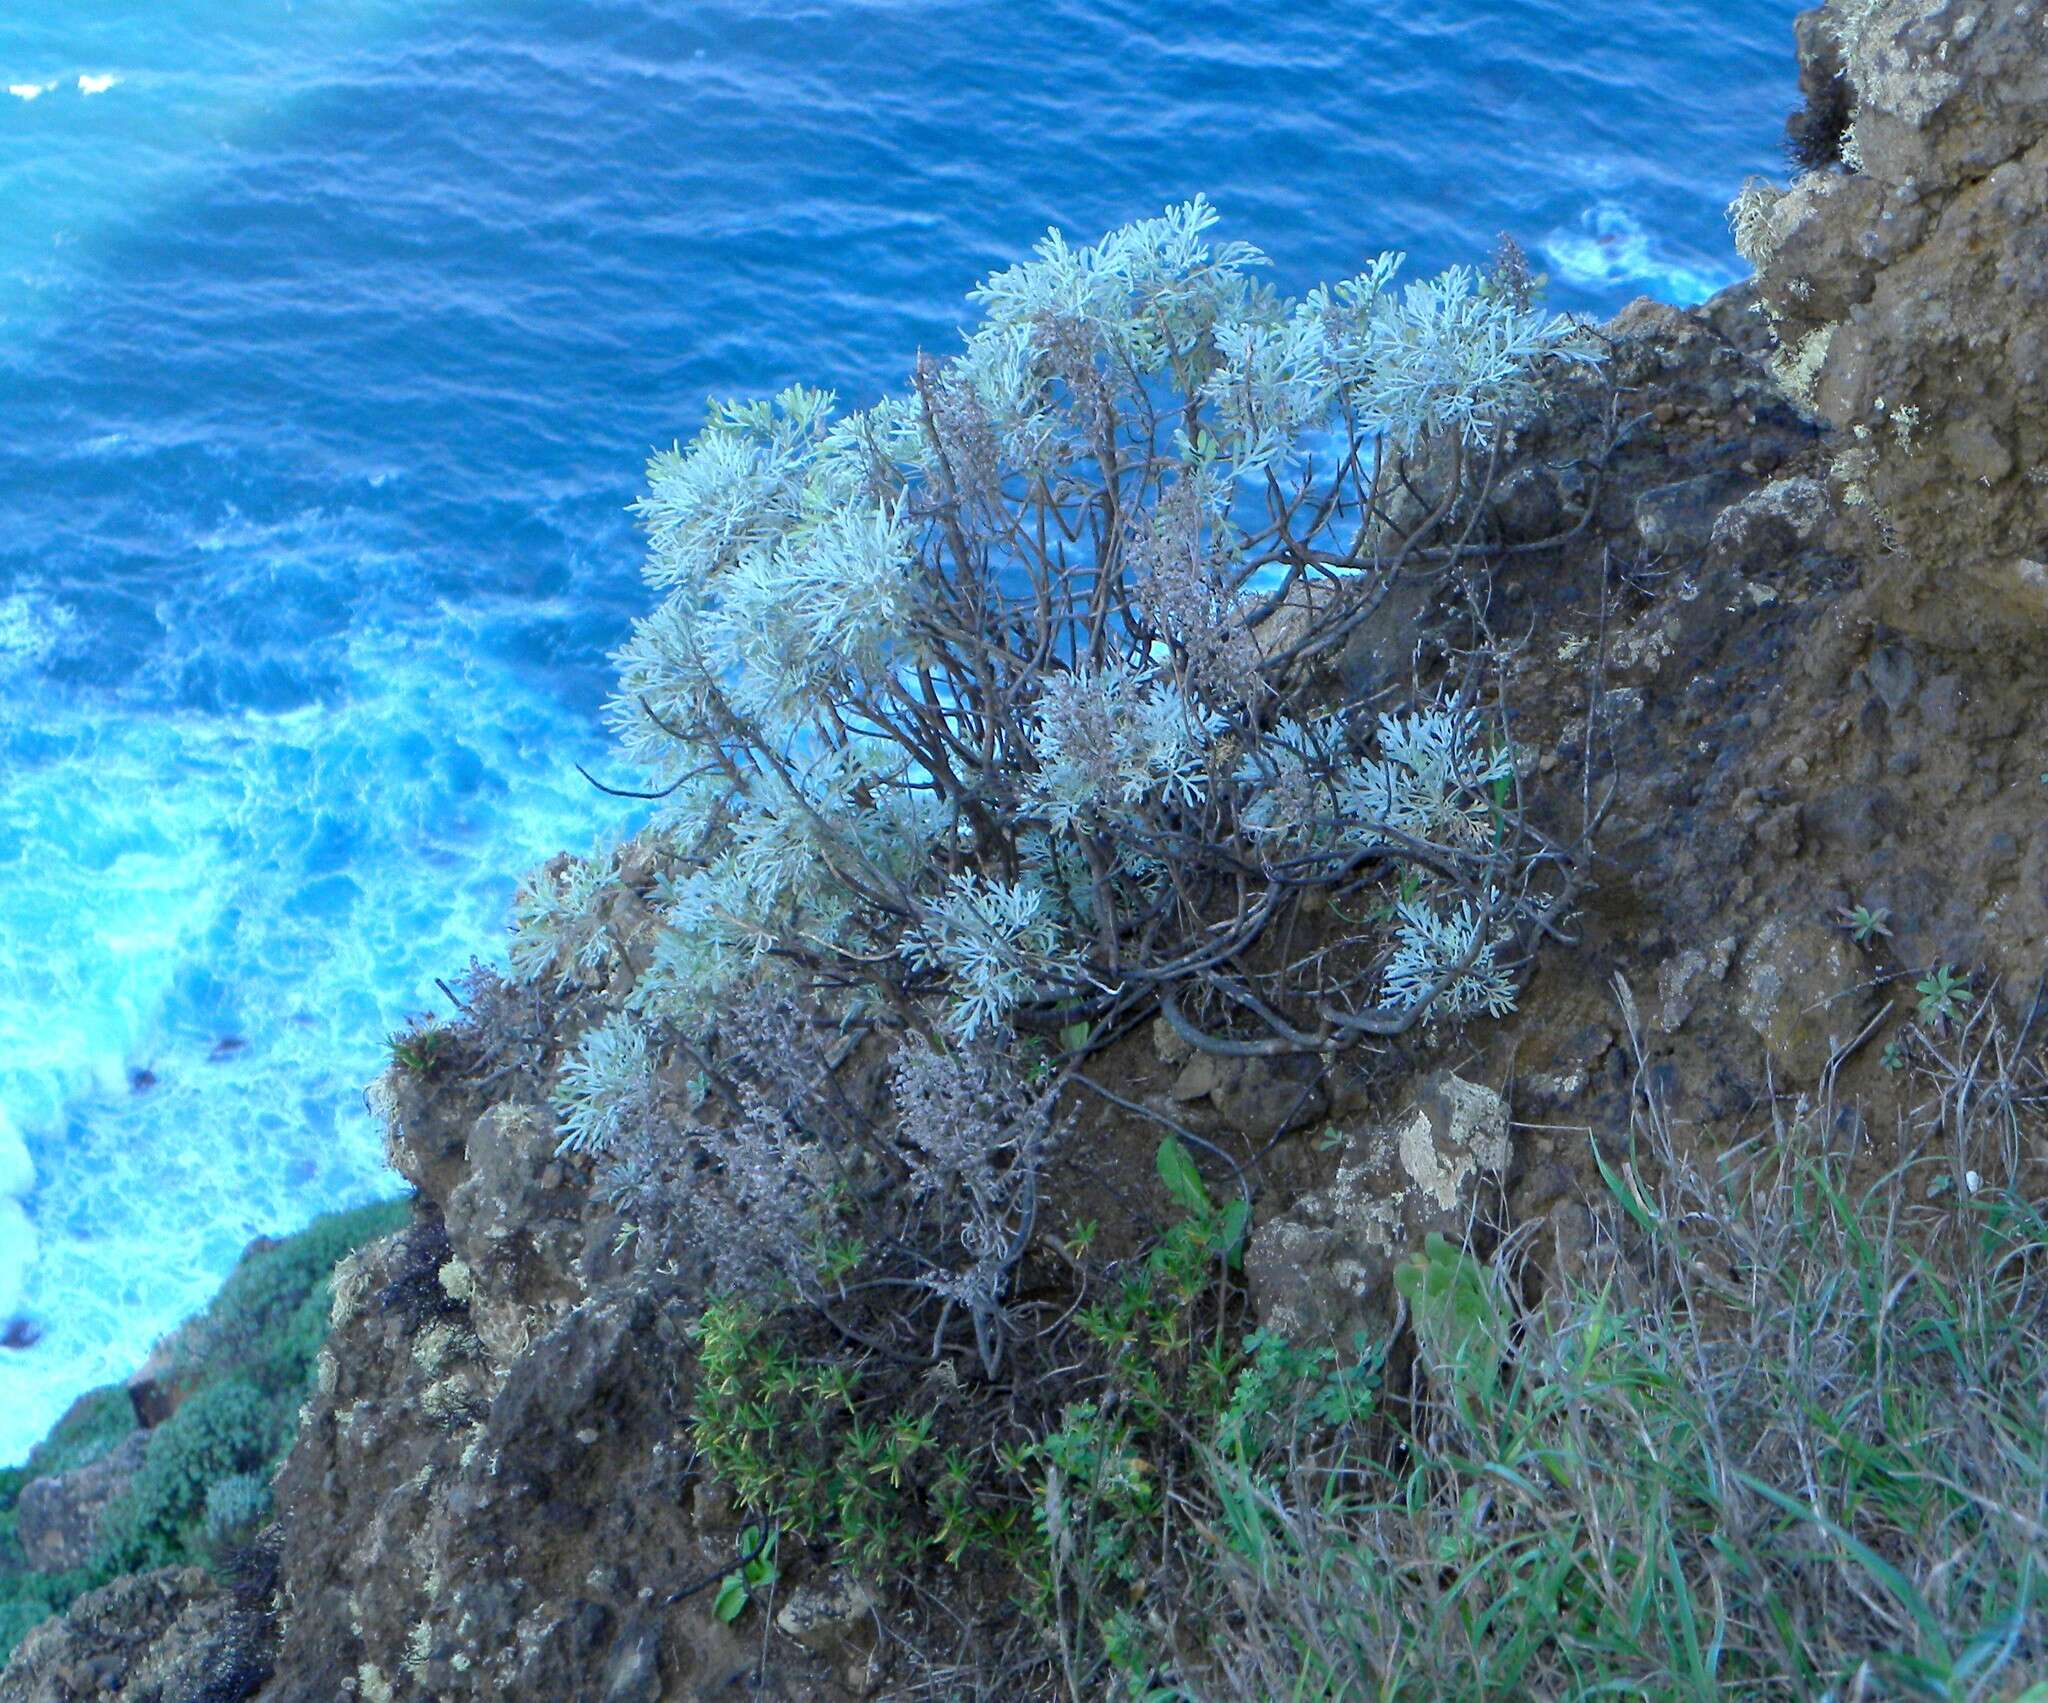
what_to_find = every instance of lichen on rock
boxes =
[1744,0,2048,648]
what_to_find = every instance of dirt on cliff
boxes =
[8,3,2048,1698]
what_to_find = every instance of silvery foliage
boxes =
[509,852,616,989]
[569,196,1588,1100]
[1025,660,1217,834]
[595,993,830,1289]
[1382,895,1519,1020]
[1343,703,1514,843]
[590,997,1059,1353]
[900,873,1081,1041]
[203,1473,270,1541]
[1240,702,1511,858]
[1129,470,1265,707]
[552,1011,654,1155]
[1359,266,1594,449]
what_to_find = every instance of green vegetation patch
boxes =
[21,1387,136,1484]
[0,1194,409,1668]
[685,1112,2048,1700]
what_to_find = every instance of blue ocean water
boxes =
[0,0,1799,1463]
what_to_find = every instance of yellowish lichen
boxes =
[422,1374,475,1426]
[412,1321,461,1375]
[328,1247,376,1329]
[1835,0,1961,126]
[1728,179,1785,268]
[1771,322,1838,411]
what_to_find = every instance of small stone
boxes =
[776,1574,877,1655]
[1737,916,1876,1084]
[1244,1074,1510,1346]
[600,1617,663,1703]
[1865,645,1918,714]
[1169,1055,1220,1103]
[1150,1015,1193,1065]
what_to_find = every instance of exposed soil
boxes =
[8,3,2048,1697]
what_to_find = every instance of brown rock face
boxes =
[1245,1074,1511,1346]
[1745,0,2048,650]
[13,1431,149,1574]
[0,1567,268,1703]
[125,1347,187,1429]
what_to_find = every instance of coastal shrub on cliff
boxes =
[513,203,1596,1385]
[537,197,1591,1071]
[492,201,1607,1689]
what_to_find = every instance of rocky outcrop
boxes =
[0,1568,266,1703]
[13,1433,148,1575]
[1742,0,2048,649]
[248,1033,848,1703]
[1245,1074,1510,1345]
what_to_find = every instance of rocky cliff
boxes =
[7,3,2047,1697]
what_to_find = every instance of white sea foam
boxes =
[7,81,53,102]
[1542,202,1734,307]
[0,1104,34,1326]
[0,619,631,1464]
[0,592,75,673]
[76,73,120,96]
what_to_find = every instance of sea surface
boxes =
[0,0,1800,1463]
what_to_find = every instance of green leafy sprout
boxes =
[712,1524,779,1624]
[1915,965,1972,1027]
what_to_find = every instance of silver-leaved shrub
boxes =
[522,199,1595,1344]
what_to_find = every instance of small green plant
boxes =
[1060,1218,1099,1258]
[689,1297,982,1577]
[1020,1139,1379,1695]
[1915,964,1972,1027]
[1882,1038,1907,1071]
[686,1133,1380,1697]
[1393,1232,1506,1411]
[1838,901,1892,945]
[1153,1134,1249,1267]
[387,1017,453,1077]
[711,1524,779,1623]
